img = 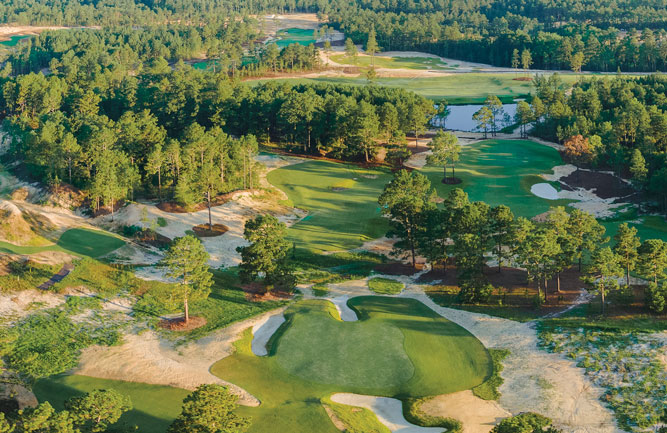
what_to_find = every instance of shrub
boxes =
[646,283,666,313]
[491,412,560,433]
[403,398,462,432]
[458,278,493,304]
[157,217,168,227]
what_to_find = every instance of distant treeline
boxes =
[4,26,320,77]
[2,0,667,72]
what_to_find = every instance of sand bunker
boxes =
[530,183,559,200]
[419,390,510,433]
[75,306,287,405]
[251,311,286,356]
[0,290,64,324]
[331,393,444,433]
[330,296,358,321]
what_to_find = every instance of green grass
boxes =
[330,54,451,71]
[0,227,125,259]
[210,297,492,433]
[368,277,404,295]
[423,139,574,218]
[0,35,30,47]
[472,349,510,400]
[34,375,189,433]
[251,73,581,103]
[267,161,392,253]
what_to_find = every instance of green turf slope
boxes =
[0,228,125,258]
[211,297,492,433]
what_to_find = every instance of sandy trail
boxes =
[74,306,288,406]
[0,26,67,39]
[330,393,444,433]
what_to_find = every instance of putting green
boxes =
[34,375,189,433]
[275,28,316,48]
[267,160,391,253]
[211,297,492,433]
[0,227,125,258]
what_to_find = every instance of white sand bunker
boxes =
[530,183,559,200]
[75,307,287,406]
[419,390,509,433]
[331,393,444,433]
[330,296,358,321]
[251,312,286,356]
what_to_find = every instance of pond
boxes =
[432,103,518,132]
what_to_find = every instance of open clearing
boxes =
[210,297,492,433]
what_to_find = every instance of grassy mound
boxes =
[211,297,492,433]
[0,227,125,258]
[368,277,404,295]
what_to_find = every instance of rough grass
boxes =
[211,297,492,433]
[34,375,189,433]
[368,277,404,295]
[267,161,391,253]
[472,349,510,400]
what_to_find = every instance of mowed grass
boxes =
[267,161,391,253]
[368,277,404,295]
[330,54,451,70]
[34,375,189,433]
[211,297,492,433]
[423,139,574,218]
[0,228,125,258]
[252,73,580,103]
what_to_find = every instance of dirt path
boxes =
[38,263,74,290]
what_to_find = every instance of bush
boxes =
[122,225,142,237]
[64,295,102,314]
[157,217,168,227]
[491,412,559,433]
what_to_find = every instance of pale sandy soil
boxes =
[74,306,287,406]
[420,390,510,433]
[251,311,285,356]
[0,25,66,40]
[540,164,634,218]
[110,154,305,269]
[330,393,444,433]
[0,289,64,324]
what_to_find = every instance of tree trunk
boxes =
[184,293,189,323]
[68,159,72,184]
[498,246,502,273]
[452,165,455,182]
[600,282,605,315]
[157,168,162,201]
[443,164,447,182]
[207,188,212,230]
[626,263,630,287]
[110,198,114,222]
[544,277,548,302]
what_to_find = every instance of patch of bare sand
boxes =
[419,390,510,433]
[350,236,396,257]
[0,289,64,324]
[74,306,287,406]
